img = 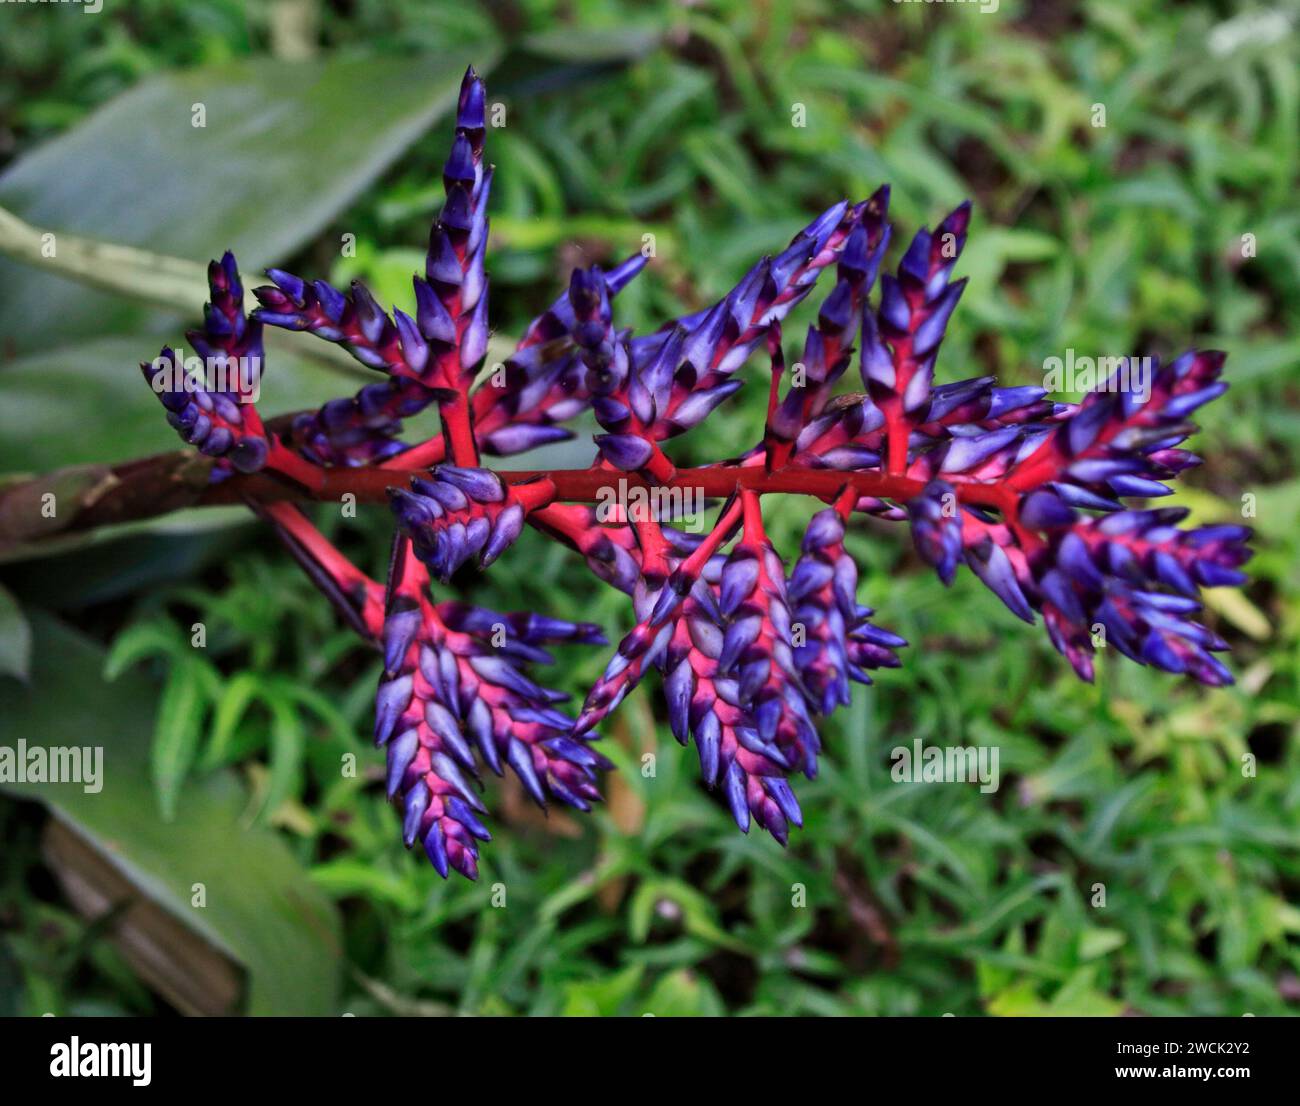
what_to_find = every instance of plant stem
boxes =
[0,451,1021,548]
[439,392,479,467]
[228,463,1013,511]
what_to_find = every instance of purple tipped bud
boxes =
[1019,489,1076,530]
[723,761,751,832]
[437,465,504,503]
[457,66,486,131]
[375,675,414,745]
[386,728,419,797]
[402,780,430,846]
[720,555,761,615]
[594,433,654,471]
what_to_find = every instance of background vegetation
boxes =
[1,0,1297,1016]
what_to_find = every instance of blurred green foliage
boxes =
[1,0,1297,1016]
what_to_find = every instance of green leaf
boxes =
[0,334,381,474]
[0,203,211,317]
[102,619,183,682]
[0,509,254,600]
[204,671,265,771]
[628,878,747,952]
[643,969,724,1017]
[309,860,422,913]
[254,694,305,825]
[560,963,644,1017]
[280,682,360,750]
[520,25,664,65]
[1078,926,1127,961]
[0,584,31,682]
[0,612,341,1014]
[0,49,500,354]
[151,655,209,822]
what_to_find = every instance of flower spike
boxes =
[142,252,272,478]
[131,64,1252,877]
[389,467,555,582]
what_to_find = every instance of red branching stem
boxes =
[763,328,789,472]
[439,392,480,468]
[393,532,430,596]
[683,497,745,575]
[882,394,910,476]
[220,462,1021,513]
[266,439,327,492]
[381,435,447,471]
[253,500,386,638]
[831,483,859,519]
[1001,500,1045,556]
[740,486,766,541]
[641,443,678,483]
[765,331,784,426]
[527,502,625,556]
[635,515,672,575]
[510,477,559,513]
[262,503,355,582]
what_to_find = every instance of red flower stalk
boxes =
[130,66,1252,877]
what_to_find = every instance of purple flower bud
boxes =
[907,480,962,585]
[720,553,761,615]
[594,433,654,471]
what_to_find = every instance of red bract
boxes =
[135,66,1252,878]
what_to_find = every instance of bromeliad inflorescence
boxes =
[140,66,1252,878]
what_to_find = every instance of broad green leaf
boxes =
[0,334,379,474]
[0,612,341,1014]
[0,510,254,601]
[490,213,671,254]
[0,203,210,317]
[0,506,255,580]
[0,50,500,353]
[985,979,1048,1016]
[0,584,31,682]
[959,228,1061,288]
